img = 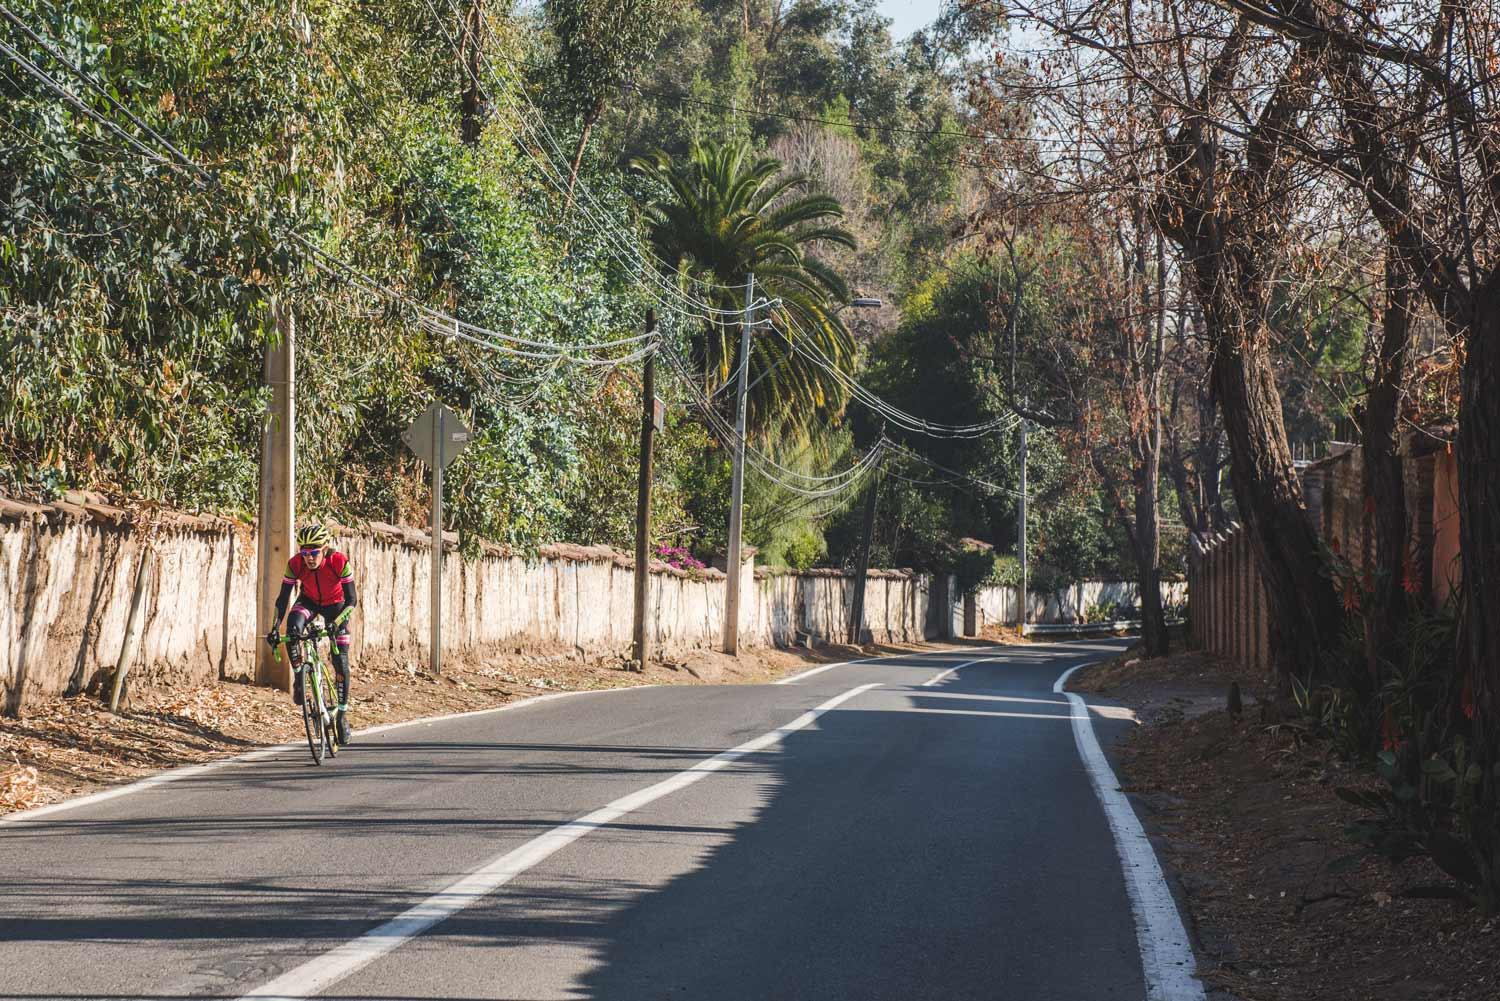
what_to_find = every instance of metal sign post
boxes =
[403,403,471,676]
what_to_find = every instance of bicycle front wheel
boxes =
[321,670,339,758]
[302,676,325,765]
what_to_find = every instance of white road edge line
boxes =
[236,682,883,1001]
[1054,664,1205,1001]
[920,655,1005,687]
[775,643,1007,685]
[0,685,653,826]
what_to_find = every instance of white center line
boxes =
[236,682,883,1001]
[774,644,1008,685]
[921,655,1005,687]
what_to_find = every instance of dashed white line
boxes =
[236,682,883,1001]
[775,644,1007,685]
[921,654,1005,687]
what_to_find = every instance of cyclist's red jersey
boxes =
[282,550,353,606]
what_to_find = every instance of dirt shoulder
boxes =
[1069,650,1499,1001]
[1,638,994,817]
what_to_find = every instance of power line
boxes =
[0,5,207,176]
[0,6,675,366]
[887,441,1023,499]
[418,0,750,315]
[0,32,190,174]
[777,311,1020,438]
[656,343,889,500]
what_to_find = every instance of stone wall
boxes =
[963,580,1189,634]
[0,497,949,713]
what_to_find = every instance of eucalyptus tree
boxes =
[632,139,857,436]
[545,0,679,209]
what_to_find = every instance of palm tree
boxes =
[631,140,857,436]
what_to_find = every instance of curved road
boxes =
[0,641,1193,1000]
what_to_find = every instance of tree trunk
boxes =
[562,108,599,217]
[1197,399,1227,531]
[460,0,485,147]
[1134,436,1169,657]
[1359,253,1414,689]
[1459,291,1500,733]
[1207,303,1340,688]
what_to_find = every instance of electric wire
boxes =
[656,343,890,500]
[5,4,1024,511]
[419,0,749,318]
[0,5,690,364]
[777,311,1022,438]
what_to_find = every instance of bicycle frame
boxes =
[275,623,342,763]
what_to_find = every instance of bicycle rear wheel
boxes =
[302,674,325,765]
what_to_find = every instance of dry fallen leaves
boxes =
[1,758,42,812]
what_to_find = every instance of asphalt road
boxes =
[0,641,1156,1001]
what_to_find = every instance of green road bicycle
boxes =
[274,612,350,765]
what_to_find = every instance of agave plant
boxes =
[631,140,857,436]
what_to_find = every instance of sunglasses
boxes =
[299,547,324,558]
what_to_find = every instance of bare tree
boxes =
[968,0,1350,681]
[1239,0,1500,744]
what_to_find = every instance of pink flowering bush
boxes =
[655,545,706,571]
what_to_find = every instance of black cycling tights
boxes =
[288,600,351,705]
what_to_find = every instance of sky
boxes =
[877,0,942,41]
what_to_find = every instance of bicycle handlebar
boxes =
[269,609,353,663]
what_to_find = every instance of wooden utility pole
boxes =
[631,310,659,670]
[847,473,880,646]
[723,274,756,655]
[255,299,295,690]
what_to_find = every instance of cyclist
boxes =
[265,523,356,744]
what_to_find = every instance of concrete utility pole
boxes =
[430,406,445,676]
[255,299,295,690]
[1017,416,1029,632]
[631,310,659,670]
[723,273,755,655]
[847,472,880,646]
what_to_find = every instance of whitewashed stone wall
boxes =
[0,499,947,712]
[965,579,1189,632]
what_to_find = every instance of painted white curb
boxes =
[1055,664,1205,1000]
